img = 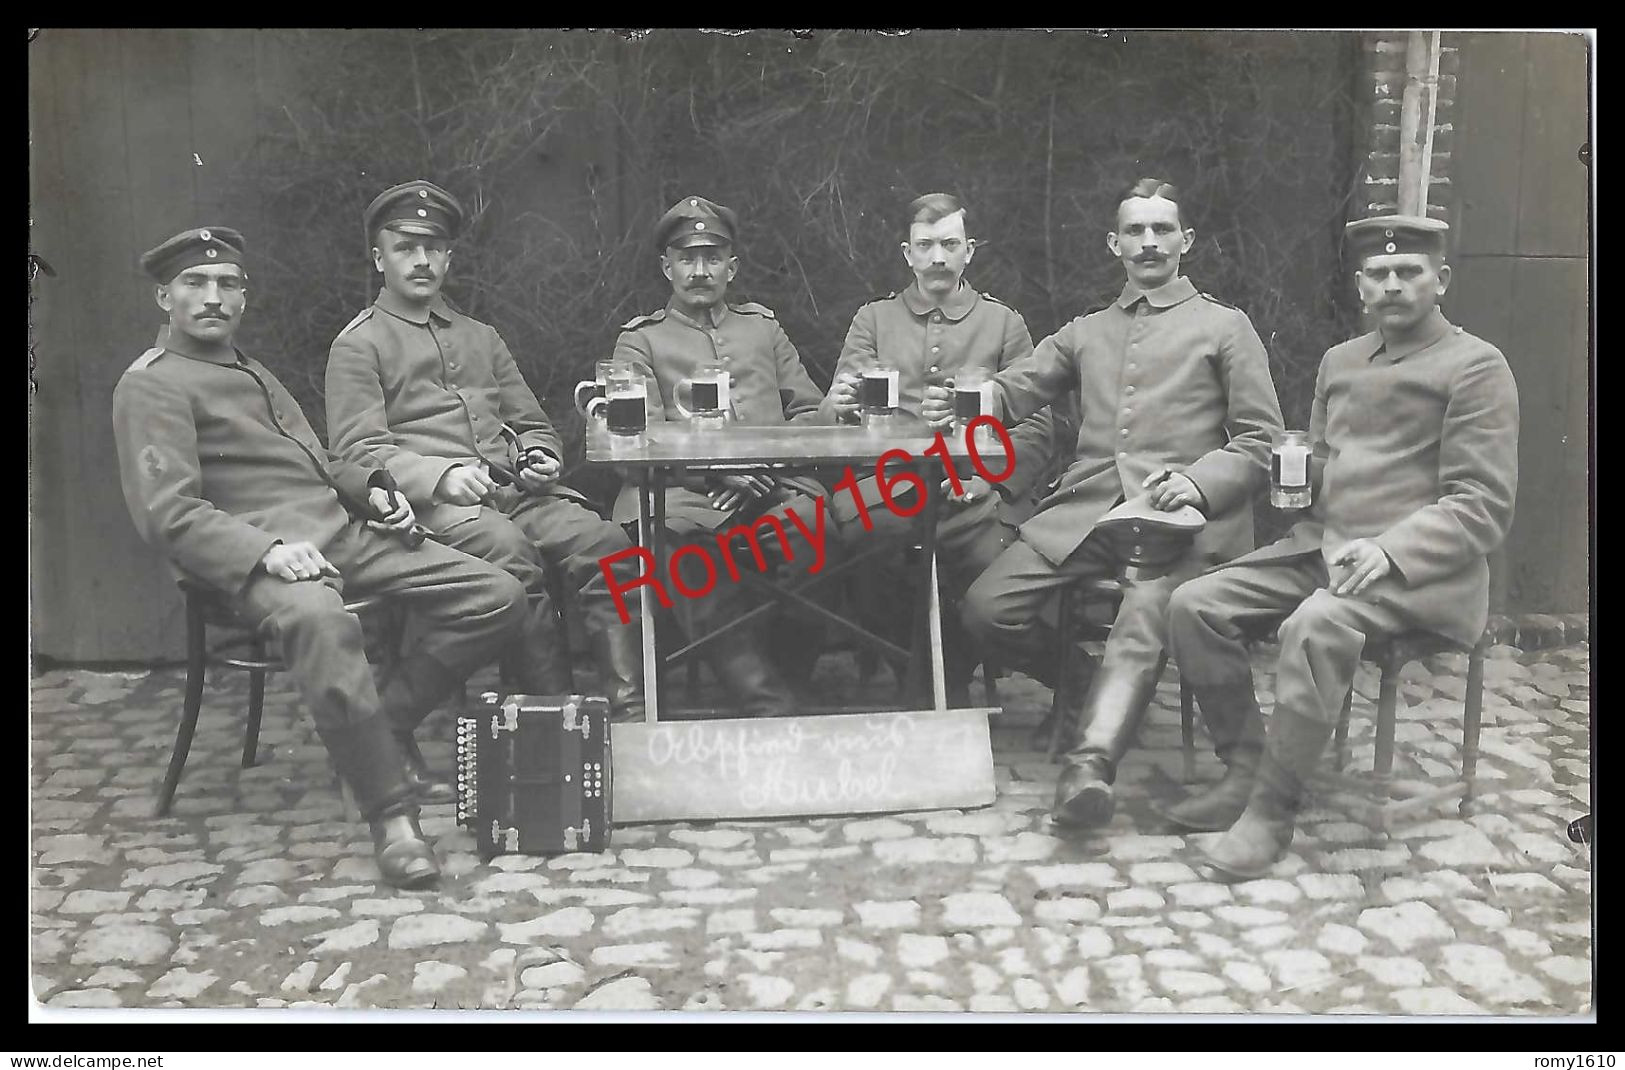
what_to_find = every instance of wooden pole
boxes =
[1398,31,1442,215]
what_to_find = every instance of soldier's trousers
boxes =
[962,529,1204,688]
[1166,553,1407,733]
[433,490,642,689]
[233,522,526,738]
[658,484,843,640]
[833,476,1016,673]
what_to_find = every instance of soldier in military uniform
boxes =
[822,192,1073,704]
[326,180,645,726]
[610,196,841,716]
[926,178,1284,829]
[112,227,527,889]
[1164,216,1520,881]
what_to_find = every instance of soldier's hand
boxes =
[943,473,994,506]
[364,486,417,533]
[516,452,561,495]
[921,383,954,429]
[709,473,770,512]
[435,464,497,506]
[1329,538,1392,597]
[829,373,861,422]
[1144,468,1206,512]
[261,541,341,583]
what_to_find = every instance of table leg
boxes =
[929,551,946,713]
[637,471,659,725]
[911,464,943,709]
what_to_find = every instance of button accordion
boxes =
[456,693,613,859]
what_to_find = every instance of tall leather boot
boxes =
[707,632,799,718]
[320,715,439,889]
[1051,658,1166,829]
[499,585,573,695]
[1155,682,1266,831]
[379,654,465,806]
[590,621,646,723]
[1202,710,1334,882]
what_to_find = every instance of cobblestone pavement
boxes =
[31,639,1591,1015]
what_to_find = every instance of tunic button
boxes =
[929,366,938,373]
[931,346,940,353]
[1120,428,1129,437]
[1132,523,1142,535]
[1118,451,1128,459]
[1128,364,1138,372]
[1126,386,1135,395]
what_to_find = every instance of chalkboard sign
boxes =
[610,709,997,823]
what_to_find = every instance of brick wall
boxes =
[1361,32,1459,219]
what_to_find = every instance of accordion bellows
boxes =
[456,693,614,859]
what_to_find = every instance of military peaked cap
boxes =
[365,180,465,242]
[1345,214,1449,260]
[139,226,246,283]
[656,195,738,250]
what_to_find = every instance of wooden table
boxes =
[584,418,973,722]
[584,417,1000,823]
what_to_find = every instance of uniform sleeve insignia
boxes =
[1198,291,1241,311]
[620,309,667,331]
[729,301,776,320]
[139,444,167,483]
[127,347,167,371]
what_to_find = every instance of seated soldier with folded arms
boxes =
[113,228,526,889]
[1164,215,1519,881]
[610,196,845,716]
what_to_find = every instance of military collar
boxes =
[1370,309,1454,364]
[900,280,979,321]
[160,327,244,367]
[664,299,730,331]
[374,287,455,326]
[1116,276,1198,311]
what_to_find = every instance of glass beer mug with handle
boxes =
[672,361,731,432]
[860,359,900,429]
[604,366,649,445]
[1270,430,1312,509]
[951,367,996,444]
[574,358,620,421]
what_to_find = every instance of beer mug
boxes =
[604,367,649,440]
[952,368,995,430]
[672,362,731,431]
[860,360,900,428]
[1271,430,1312,509]
[574,359,619,419]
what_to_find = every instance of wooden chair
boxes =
[1171,627,1489,828]
[1318,630,1489,827]
[155,578,393,817]
[1044,577,1198,776]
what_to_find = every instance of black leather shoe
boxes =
[395,732,455,805]
[1052,756,1116,829]
[370,811,440,889]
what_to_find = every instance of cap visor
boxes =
[384,221,448,238]
[667,234,730,250]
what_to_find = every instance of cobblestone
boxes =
[27,647,1590,1014]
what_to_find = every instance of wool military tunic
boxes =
[112,336,385,596]
[823,281,1070,518]
[325,288,588,533]
[1212,311,1520,646]
[609,299,832,532]
[989,276,1284,566]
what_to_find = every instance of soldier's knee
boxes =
[272,583,358,641]
[961,576,1008,640]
